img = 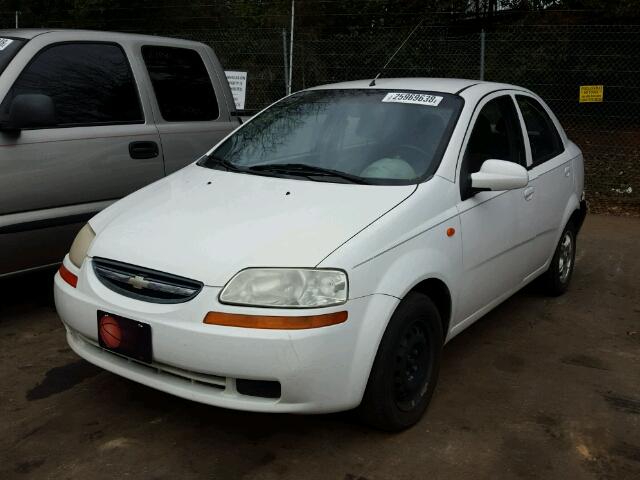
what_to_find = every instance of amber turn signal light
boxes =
[203,311,348,330]
[59,264,78,288]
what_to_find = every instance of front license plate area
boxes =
[97,310,152,363]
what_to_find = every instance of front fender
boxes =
[349,236,460,301]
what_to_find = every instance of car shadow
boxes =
[0,267,57,321]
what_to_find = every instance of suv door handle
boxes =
[129,141,159,159]
[564,166,572,177]
[524,187,535,201]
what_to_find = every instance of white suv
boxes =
[54,78,586,431]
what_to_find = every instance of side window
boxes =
[462,95,525,181]
[1,43,143,127]
[516,95,564,166]
[142,46,219,122]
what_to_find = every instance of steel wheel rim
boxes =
[393,321,432,412]
[558,231,573,284]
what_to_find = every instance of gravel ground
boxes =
[1,214,638,480]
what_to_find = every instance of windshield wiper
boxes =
[206,155,246,172]
[249,163,370,184]
[204,155,284,179]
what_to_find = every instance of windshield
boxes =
[0,37,26,77]
[201,89,463,185]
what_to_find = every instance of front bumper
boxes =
[54,256,399,414]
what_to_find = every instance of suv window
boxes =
[516,95,564,166]
[142,46,219,122]
[461,95,525,197]
[1,42,143,127]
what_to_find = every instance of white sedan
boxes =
[54,78,586,431]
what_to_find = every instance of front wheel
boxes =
[358,292,443,431]
[540,223,577,296]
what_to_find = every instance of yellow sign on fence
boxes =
[579,85,604,103]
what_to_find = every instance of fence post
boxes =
[479,29,485,81]
[282,29,289,95]
[288,0,295,95]
[15,10,20,29]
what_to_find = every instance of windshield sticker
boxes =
[382,92,443,107]
[0,38,13,51]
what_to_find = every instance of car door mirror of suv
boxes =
[470,159,529,192]
[1,94,56,132]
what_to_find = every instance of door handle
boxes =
[564,166,572,177]
[129,141,159,159]
[524,187,535,201]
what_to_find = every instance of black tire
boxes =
[358,292,443,431]
[540,222,577,296]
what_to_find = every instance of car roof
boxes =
[307,77,525,95]
[0,29,52,40]
[0,29,201,46]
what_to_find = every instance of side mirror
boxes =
[471,159,529,192]
[1,94,56,131]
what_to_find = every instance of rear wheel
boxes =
[540,222,577,296]
[358,292,443,431]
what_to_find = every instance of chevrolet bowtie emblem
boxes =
[128,275,150,290]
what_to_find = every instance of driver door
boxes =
[0,41,164,275]
[454,93,532,327]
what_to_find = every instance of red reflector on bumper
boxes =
[59,264,78,288]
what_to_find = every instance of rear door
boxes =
[140,44,239,173]
[514,94,571,274]
[0,41,164,275]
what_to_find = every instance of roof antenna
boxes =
[369,18,425,87]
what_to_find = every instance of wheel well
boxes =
[568,201,587,234]
[409,278,451,338]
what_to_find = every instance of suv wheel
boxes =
[358,292,443,431]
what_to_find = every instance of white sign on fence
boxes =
[225,71,248,110]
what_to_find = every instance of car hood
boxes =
[88,165,415,286]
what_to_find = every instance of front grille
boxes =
[92,257,203,304]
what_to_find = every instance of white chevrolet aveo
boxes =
[55,78,586,431]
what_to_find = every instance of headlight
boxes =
[69,224,96,268]
[219,268,348,308]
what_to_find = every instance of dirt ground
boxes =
[1,215,638,480]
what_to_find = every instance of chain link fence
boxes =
[186,24,639,214]
[206,25,640,215]
[176,28,289,111]
[481,25,639,215]
[1,16,638,214]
